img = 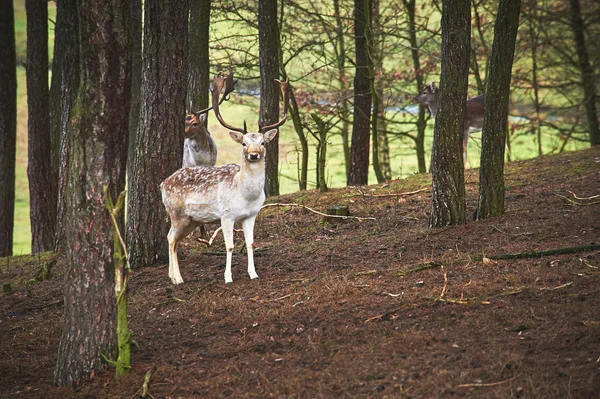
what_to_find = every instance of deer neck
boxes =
[428,98,438,118]
[236,159,266,200]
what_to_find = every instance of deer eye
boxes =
[242,142,247,147]
[261,142,265,146]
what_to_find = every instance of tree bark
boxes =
[404,0,427,173]
[333,0,351,179]
[51,0,80,252]
[0,0,17,257]
[430,0,470,227]
[188,0,211,112]
[348,0,372,186]
[258,0,281,196]
[477,0,521,220]
[568,0,600,146]
[54,0,131,386]
[127,0,142,178]
[126,0,189,268]
[26,0,56,253]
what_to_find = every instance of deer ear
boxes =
[431,82,436,89]
[198,113,207,123]
[263,129,278,143]
[229,131,244,144]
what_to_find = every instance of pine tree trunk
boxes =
[0,0,17,257]
[333,0,351,179]
[52,0,79,252]
[126,0,189,268]
[258,0,281,197]
[430,0,470,227]
[127,0,142,178]
[26,0,56,253]
[568,0,600,146]
[54,0,131,386]
[348,0,372,186]
[477,0,521,219]
[188,0,211,111]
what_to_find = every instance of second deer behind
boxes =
[183,105,217,168]
[413,82,485,168]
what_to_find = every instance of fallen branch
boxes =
[196,227,222,246]
[141,365,157,399]
[458,374,520,388]
[365,306,409,323]
[261,203,375,221]
[557,191,600,206]
[475,244,600,261]
[356,186,430,198]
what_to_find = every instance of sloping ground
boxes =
[1,147,599,398]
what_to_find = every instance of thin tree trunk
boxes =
[259,0,281,196]
[404,0,427,173]
[0,0,17,257]
[528,0,543,157]
[568,0,600,146]
[126,0,189,268]
[54,0,131,386]
[348,0,372,186]
[477,0,521,219]
[26,0,55,253]
[430,0,470,227]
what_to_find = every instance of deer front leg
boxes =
[242,216,258,280]
[221,218,235,284]
[167,227,184,285]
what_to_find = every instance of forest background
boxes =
[9,0,598,254]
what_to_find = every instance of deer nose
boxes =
[249,153,260,161]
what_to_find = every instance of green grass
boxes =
[11,2,590,255]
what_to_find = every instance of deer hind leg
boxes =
[167,219,198,285]
[242,216,258,280]
[221,218,235,284]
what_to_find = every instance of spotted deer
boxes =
[412,82,485,168]
[161,72,289,284]
[183,103,217,167]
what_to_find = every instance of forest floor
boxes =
[1,147,600,399]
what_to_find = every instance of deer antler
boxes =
[211,72,246,133]
[260,77,290,133]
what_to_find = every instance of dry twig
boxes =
[262,203,375,221]
[458,374,520,388]
[355,186,430,198]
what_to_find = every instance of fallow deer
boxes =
[161,72,289,284]
[413,82,485,168]
[183,104,217,168]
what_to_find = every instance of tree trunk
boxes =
[0,0,17,257]
[568,0,600,146]
[348,0,372,186]
[51,0,80,252]
[430,0,470,227]
[404,0,427,173]
[26,0,56,253]
[127,0,142,178]
[54,0,131,386]
[334,0,351,179]
[126,0,189,268]
[188,0,211,112]
[477,0,521,220]
[258,0,281,197]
